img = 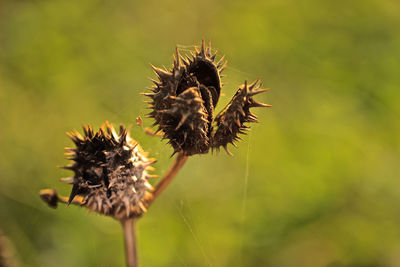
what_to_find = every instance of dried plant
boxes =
[146,40,270,156]
[40,122,187,267]
[41,122,157,266]
[40,41,269,267]
[62,122,155,220]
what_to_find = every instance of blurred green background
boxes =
[1,0,399,266]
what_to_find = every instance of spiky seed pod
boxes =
[62,122,155,220]
[146,40,270,156]
[212,79,271,153]
[146,40,226,156]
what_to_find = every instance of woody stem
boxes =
[151,152,188,202]
[121,218,138,267]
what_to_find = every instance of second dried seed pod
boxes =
[62,122,156,220]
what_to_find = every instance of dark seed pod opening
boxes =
[177,55,221,108]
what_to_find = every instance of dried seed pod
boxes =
[146,40,226,156]
[212,79,271,154]
[146,41,269,156]
[62,122,155,220]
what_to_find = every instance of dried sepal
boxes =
[60,122,156,220]
[212,79,270,153]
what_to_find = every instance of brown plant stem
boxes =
[121,218,138,267]
[151,152,188,202]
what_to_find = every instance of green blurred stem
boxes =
[121,218,138,267]
[151,152,188,202]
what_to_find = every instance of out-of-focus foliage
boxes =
[0,0,399,266]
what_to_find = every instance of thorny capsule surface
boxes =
[61,122,156,220]
[146,40,271,156]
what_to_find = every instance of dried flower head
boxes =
[146,40,270,156]
[60,122,155,220]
